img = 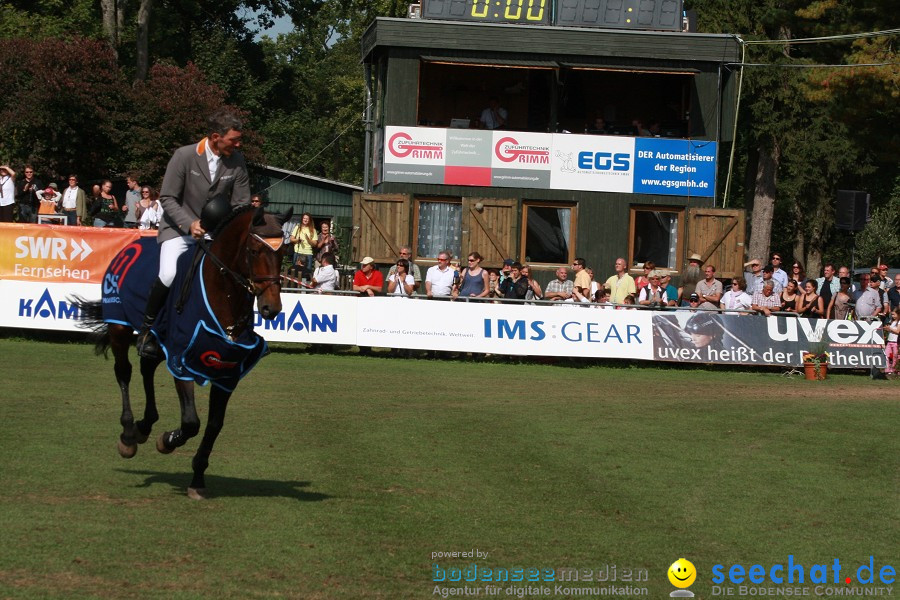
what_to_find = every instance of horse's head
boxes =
[246,206,292,319]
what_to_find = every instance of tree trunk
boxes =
[747,140,779,263]
[806,248,823,280]
[135,0,153,81]
[100,0,119,58]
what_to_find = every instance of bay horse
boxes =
[75,204,291,499]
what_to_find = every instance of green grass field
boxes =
[0,336,897,599]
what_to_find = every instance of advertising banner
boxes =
[653,311,885,368]
[0,224,145,284]
[632,138,717,197]
[357,299,654,358]
[381,126,716,197]
[0,279,884,369]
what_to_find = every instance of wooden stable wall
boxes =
[686,208,746,278]
[352,193,410,264]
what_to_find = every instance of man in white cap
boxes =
[353,256,383,297]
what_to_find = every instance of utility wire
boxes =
[741,28,900,46]
[257,103,371,194]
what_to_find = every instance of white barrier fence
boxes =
[0,280,884,368]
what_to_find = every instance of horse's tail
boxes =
[69,296,111,357]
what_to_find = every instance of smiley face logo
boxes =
[668,558,697,588]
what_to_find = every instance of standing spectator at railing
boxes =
[797,280,824,318]
[0,165,16,222]
[680,253,703,305]
[60,174,86,226]
[770,252,788,288]
[827,277,853,320]
[388,246,422,293]
[311,252,339,291]
[544,267,574,302]
[521,265,543,301]
[123,175,142,228]
[290,213,317,280]
[15,164,42,223]
[815,264,839,315]
[760,264,783,295]
[856,275,888,320]
[487,268,502,299]
[878,265,891,289]
[853,273,870,304]
[499,262,529,300]
[695,265,723,309]
[780,279,800,313]
[635,261,655,293]
[426,251,455,298]
[387,258,415,297]
[638,271,667,307]
[498,259,514,285]
[135,186,163,230]
[789,260,807,288]
[353,257,383,297]
[314,221,339,267]
[94,180,122,227]
[604,257,636,305]
[721,277,752,312]
[660,271,678,306]
[743,258,764,294]
[572,258,591,300]
[750,281,781,316]
[883,306,900,376]
[454,251,490,299]
[887,274,900,310]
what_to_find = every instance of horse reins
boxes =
[195,234,282,297]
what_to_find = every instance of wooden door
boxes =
[352,193,411,264]
[685,208,746,277]
[461,197,518,267]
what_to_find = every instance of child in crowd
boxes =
[884,306,900,375]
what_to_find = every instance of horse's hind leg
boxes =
[109,325,139,458]
[156,379,201,454]
[187,386,232,500]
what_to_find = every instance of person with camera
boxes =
[15,165,42,223]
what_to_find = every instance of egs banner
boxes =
[382,126,716,197]
[0,223,146,284]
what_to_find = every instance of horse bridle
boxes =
[196,233,283,297]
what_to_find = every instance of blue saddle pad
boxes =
[101,238,267,391]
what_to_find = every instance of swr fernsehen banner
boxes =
[4,283,883,369]
[381,126,717,197]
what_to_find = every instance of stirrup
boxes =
[136,327,160,359]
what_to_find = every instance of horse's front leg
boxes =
[188,386,232,500]
[134,355,162,443]
[156,379,201,454]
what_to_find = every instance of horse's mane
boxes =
[210,204,288,240]
[210,203,257,238]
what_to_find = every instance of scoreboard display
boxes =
[421,0,551,26]
[420,0,684,31]
[555,0,681,31]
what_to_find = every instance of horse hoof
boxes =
[135,431,149,444]
[117,439,138,459]
[156,433,175,454]
[187,487,208,500]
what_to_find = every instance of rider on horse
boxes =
[136,110,251,358]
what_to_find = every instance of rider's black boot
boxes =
[136,278,170,359]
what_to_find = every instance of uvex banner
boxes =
[382,126,717,197]
[654,312,885,368]
[0,224,147,284]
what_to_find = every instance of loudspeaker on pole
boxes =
[835,190,870,231]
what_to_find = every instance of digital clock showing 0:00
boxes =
[421,0,551,25]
